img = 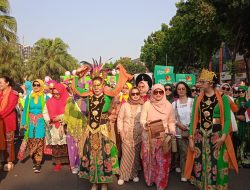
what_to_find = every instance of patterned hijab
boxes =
[31,79,44,104]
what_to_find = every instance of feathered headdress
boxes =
[91,57,108,80]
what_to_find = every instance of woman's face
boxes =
[191,87,197,97]
[197,80,212,91]
[164,85,172,96]
[176,83,187,97]
[238,88,246,98]
[130,89,140,101]
[93,79,103,96]
[153,88,164,101]
[220,85,231,96]
[32,81,41,93]
[0,78,9,91]
[122,84,129,95]
[52,89,60,99]
[138,82,146,94]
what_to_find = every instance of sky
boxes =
[9,0,179,63]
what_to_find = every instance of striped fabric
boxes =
[119,143,141,181]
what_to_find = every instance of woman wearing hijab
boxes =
[234,85,248,167]
[185,69,238,189]
[137,81,150,103]
[43,83,69,171]
[0,76,18,171]
[117,87,144,185]
[140,84,176,190]
[164,84,174,103]
[21,79,49,173]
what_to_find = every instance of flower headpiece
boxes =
[199,69,216,82]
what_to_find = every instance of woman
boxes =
[0,76,18,171]
[234,85,248,167]
[185,69,238,189]
[244,87,250,167]
[117,87,144,185]
[63,92,87,174]
[140,84,176,190]
[172,81,193,182]
[219,83,238,133]
[109,82,133,159]
[164,84,174,103]
[43,83,69,171]
[191,86,200,98]
[137,81,150,102]
[72,63,132,190]
[21,79,49,173]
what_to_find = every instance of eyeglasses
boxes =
[233,91,238,94]
[165,88,172,92]
[222,87,230,91]
[191,88,200,93]
[32,83,40,87]
[131,92,140,96]
[153,90,164,95]
[238,90,246,93]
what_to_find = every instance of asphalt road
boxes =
[0,140,249,190]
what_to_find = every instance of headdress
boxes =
[199,69,216,83]
[91,57,108,81]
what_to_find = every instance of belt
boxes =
[212,118,221,125]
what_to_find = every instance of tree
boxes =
[27,38,79,80]
[0,0,17,43]
[103,57,146,75]
[0,43,24,83]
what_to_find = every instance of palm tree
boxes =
[0,0,17,43]
[27,38,79,80]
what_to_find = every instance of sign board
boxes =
[154,65,174,79]
[220,72,231,81]
[175,74,196,86]
[155,73,175,85]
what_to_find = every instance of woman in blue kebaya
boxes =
[21,79,49,173]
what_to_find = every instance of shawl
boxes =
[31,79,45,104]
[0,86,11,112]
[127,87,144,105]
[150,84,168,115]
[46,83,69,128]
[184,90,238,178]
[24,81,32,95]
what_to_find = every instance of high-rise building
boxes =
[17,44,33,60]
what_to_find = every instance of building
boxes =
[17,44,33,60]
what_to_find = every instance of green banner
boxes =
[154,65,174,79]
[155,73,175,85]
[175,74,196,85]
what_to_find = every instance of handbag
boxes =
[148,119,165,139]
[17,139,28,161]
[162,133,172,154]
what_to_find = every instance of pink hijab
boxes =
[46,83,69,128]
[150,84,168,114]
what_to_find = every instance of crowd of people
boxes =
[0,63,249,190]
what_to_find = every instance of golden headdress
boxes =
[199,69,216,82]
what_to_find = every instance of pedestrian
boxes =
[21,79,49,173]
[72,62,133,190]
[43,83,69,171]
[185,69,238,189]
[117,87,144,185]
[172,81,193,182]
[0,76,18,171]
[140,84,176,190]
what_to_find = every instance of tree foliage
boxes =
[26,38,79,81]
[103,57,147,75]
[140,0,250,81]
[0,0,17,43]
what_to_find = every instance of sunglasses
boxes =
[153,90,164,95]
[238,90,246,93]
[32,83,40,87]
[222,87,230,91]
[177,88,186,91]
[191,88,200,92]
[131,92,140,96]
[165,88,172,92]
[233,91,238,94]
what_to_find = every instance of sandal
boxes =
[3,162,14,171]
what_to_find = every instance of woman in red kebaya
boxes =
[0,76,18,171]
